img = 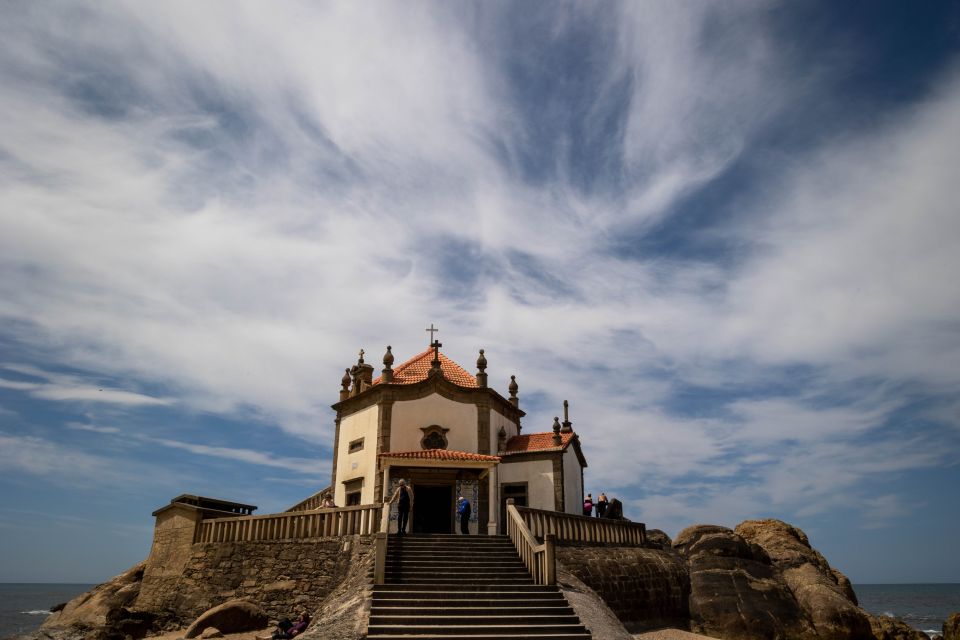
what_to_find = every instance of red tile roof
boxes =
[502,432,575,455]
[372,347,479,388]
[380,449,500,462]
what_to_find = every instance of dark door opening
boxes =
[412,484,453,534]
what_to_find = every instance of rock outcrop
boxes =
[944,612,960,640]
[182,600,269,638]
[676,524,816,640]
[735,519,874,640]
[869,614,931,640]
[42,562,149,635]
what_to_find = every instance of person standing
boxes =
[457,496,471,534]
[583,493,594,517]
[387,479,413,536]
[596,492,608,518]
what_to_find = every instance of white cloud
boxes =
[143,436,326,475]
[0,364,171,406]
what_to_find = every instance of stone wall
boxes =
[135,536,372,625]
[556,546,690,631]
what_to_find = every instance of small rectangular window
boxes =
[348,437,364,453]
[343,478,363,506]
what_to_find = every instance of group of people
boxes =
[582,492,611,518]
[386,480,473,535]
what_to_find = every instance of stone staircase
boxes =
[368,533,591,639]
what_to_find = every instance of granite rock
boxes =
[736,519,873,640]
[183,600,268,638]
[869,614,930,640]
[944,612,960,640]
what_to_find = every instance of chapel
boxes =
[331,330,587,535]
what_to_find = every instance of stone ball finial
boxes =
[357,348,365,365]
[383,345,394,369]
[477,348,487,372]
[553,417,561,434]
[509,374,518,397]
[341,368,351,391]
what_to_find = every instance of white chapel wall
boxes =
[335,403,379,505]
[390,393,478,452]
[489,407,519,453]
[499,458,555,510]
[562,447,583,514]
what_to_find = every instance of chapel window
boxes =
[420,425,449,450]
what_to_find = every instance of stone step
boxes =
[367,635,591,640]
[386,554,526,568]
[385,577,535,585]
[367,623,590,636]
[370,614,582,625]
[371,605,575,615]
[385,566,530,575]
[373,584,559,593]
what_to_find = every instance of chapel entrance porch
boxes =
[379,453,500,536]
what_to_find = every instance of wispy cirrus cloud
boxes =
[0,364,172,406]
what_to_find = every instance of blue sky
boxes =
[1,1,959,584]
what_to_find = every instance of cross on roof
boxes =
[432,339,442,364]
[425,323,439,343]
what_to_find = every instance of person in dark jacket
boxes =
[259,611,310,640]
[457,496,471,534]
[387,479,413,536]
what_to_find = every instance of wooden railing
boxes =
[194,504,382,543]
[516,506,646,546]
[506,500,555,585]
[285,486,333,512]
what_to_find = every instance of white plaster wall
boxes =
[499,458,555,510]
[490,407,519,453]
[391,393,478,452]
[335,404,379,505]
[563,447,583,514]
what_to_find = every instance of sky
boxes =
[1,1,959,585]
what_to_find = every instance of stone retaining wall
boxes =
[136,536,372,624]
[556,546,690,631]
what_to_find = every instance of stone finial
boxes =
[497,425,507,452]
[509,375,519,406]
[340,368,351,401]
[382,346,394,383]
[357,348,365,365]
[561,399,573,433]
[552,416,562,445]
[476,348,488,388]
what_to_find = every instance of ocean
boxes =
[1,582,958,638]
[0,584,95,639]
[856,583,960,636]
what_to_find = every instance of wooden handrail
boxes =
[506,500,555,585]
[194,504,382,543]
[516,505,646,547]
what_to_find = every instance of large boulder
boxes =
[184,600,269,639]
[676,525,817,640]
[735,519,873,640]
[869,614,931,640]
[944,612,960,640]
[42,562,146,631]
